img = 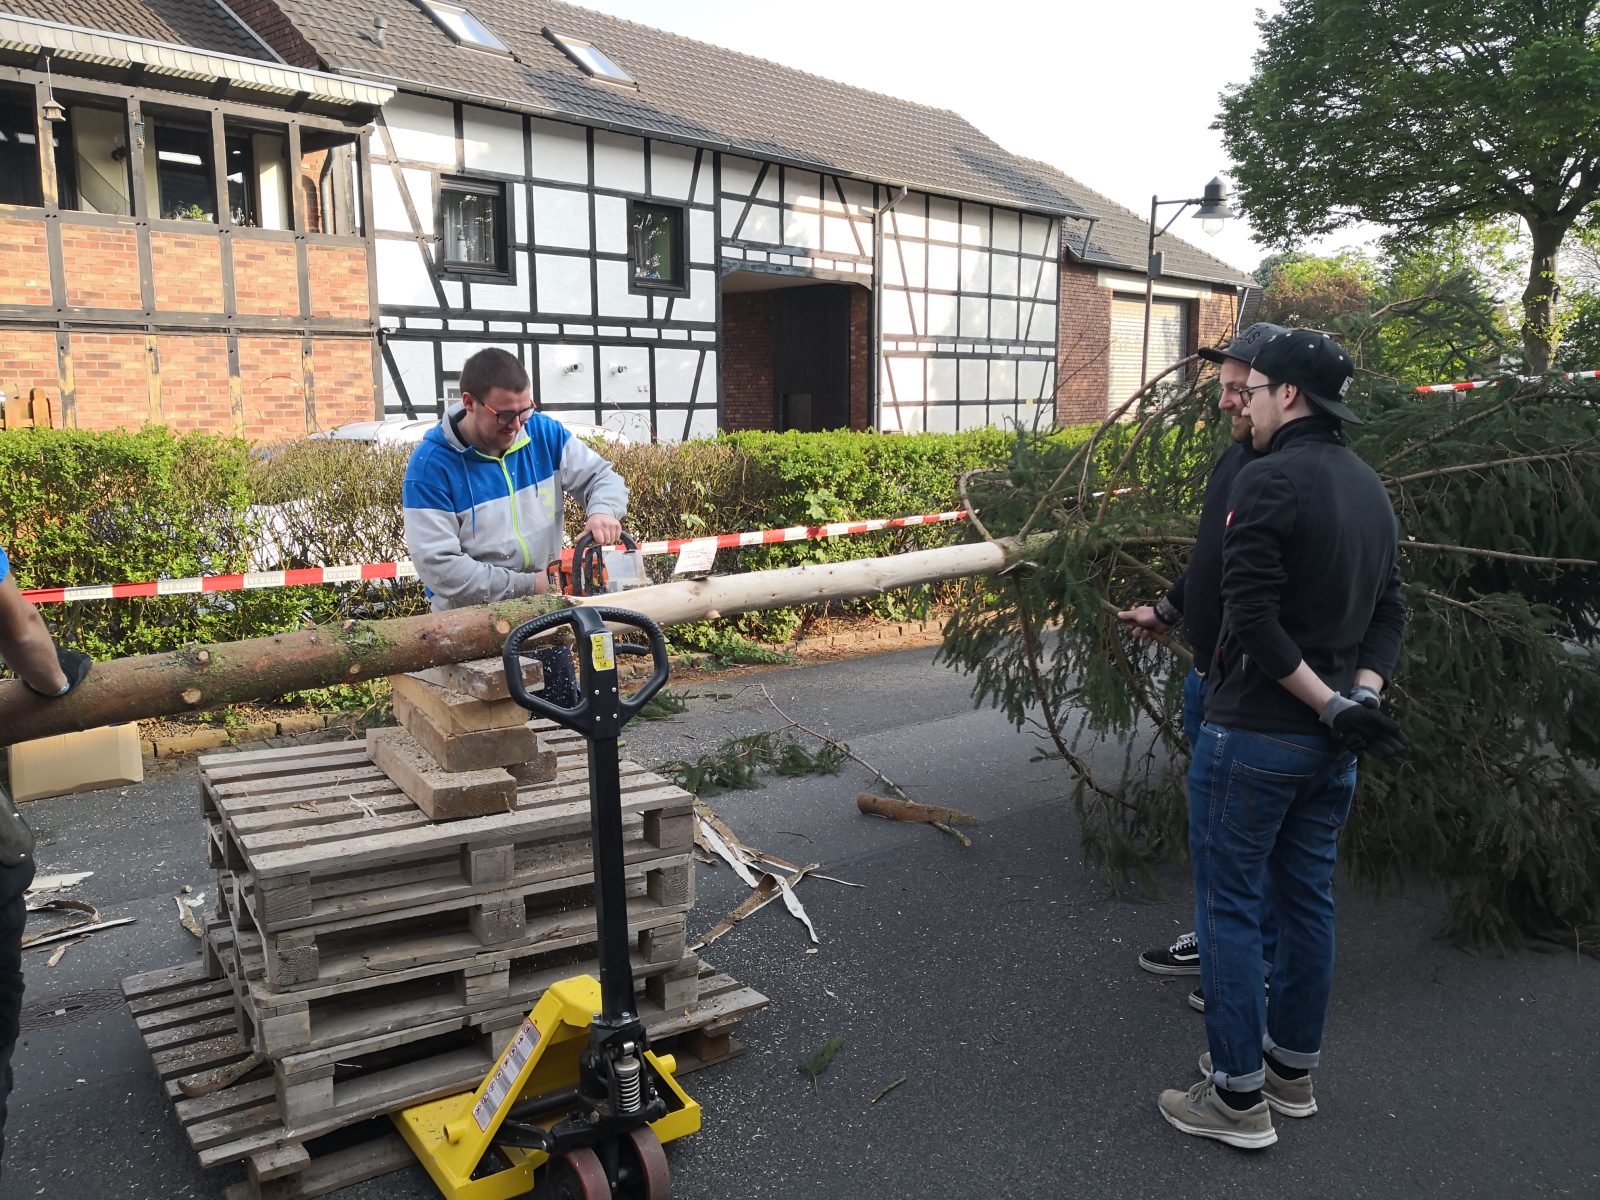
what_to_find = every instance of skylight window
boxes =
[543,29,635,85]
[417,0,509,53]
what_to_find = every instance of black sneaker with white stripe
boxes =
[1139,931,1201,976]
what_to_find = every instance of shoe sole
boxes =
[1187,991,1205,1013]
[1139,957,1202,976]
[1158,1101,1278,1149]
[1196,1055,1318,1118]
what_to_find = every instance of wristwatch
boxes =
[1153,596,1182,628]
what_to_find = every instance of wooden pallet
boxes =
[122,956,765,1177]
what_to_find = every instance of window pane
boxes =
[59,104,132,215]
[631,205,679,285]
[153,123,215,221]
[442,185,504,268]
[0,86,42,207]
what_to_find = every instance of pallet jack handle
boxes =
[503,606,670,1025]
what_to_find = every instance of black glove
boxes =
[22,647,92,699]
[1319,693,1407,758]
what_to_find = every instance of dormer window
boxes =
[416,0,509,53]
[543,29,635,85]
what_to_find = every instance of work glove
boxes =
[1319,692,1407,759]
[1348,684,1382,709]
[22,647,92,699]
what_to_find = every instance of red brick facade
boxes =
[150,232,225,313]
[0,209,377,440]
[60,224,142,310]
[1056,258,1241,427]
[225,0,322,68]
[721,291,775,431]
[849,287,870,430]
[0,220,50,307]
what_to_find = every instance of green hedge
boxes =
[0,424,1097,666]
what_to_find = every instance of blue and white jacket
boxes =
[402,404,628,611]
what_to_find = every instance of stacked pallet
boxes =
[123,656,766,1199]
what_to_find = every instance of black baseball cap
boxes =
[1250,329,1361,424]
[1197,321,1289,366]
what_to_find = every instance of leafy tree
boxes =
[1218,0,1600,374]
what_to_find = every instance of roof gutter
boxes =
[0,14,392,109]
[329,64,1091,222]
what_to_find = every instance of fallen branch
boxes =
[758,684,916,804]
[23,916,136,949]
[857,792,978,847]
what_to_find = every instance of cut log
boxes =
[0,539,1016,745]
[856,792,979,828]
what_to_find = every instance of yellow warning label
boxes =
[590,631,615,672]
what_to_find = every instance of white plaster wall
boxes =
[463,106,524,176]
[823,214,863,257]
[382,338,436,411]
[593,130,646,194]
[1021,214,1054,256]
[599,345,650,418]
[881,288,918,337]
[1018,358,1050,403]
[991,209,1021,253]
[927,293,959,337]
[441,279,463,308]
[927,357,958,405]
[783,206,821,251]
[595,260,648,319]
[689,209,715,264]
[991,299,1019,341]
[738,205,781,245]
[887,356,925,406]
[784,168,819,209]
[959,206,988,247]
[441,341,516,373]
[383,96,455,166]
[535,253,593,314]
[927,243,959,292]
[928,197,960,244]
[959,296,988,339]
[992,252,1019,298]
[1023,302,1057,343]
[593,195,627,256]
[959,247,988,292]
[403,169,434,233]
[720,156,760,197]
[684,402,719,440]
[530,119,589,185]
[958,357,988,405]
[887,197,926,240]
[673,271,717,324]
[470,255,530,311]
[989,358,1017,401]
[533,187,590,250]
[371,166,409,234]
[376,239,437,307]
[650,142,696,201]
[654,348,705,410]
[925,404,958,433]
[538,344,596,407]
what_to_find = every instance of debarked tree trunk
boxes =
[0,540,1016,745]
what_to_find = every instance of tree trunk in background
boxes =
[1522,219,1563,375]
[0,540,1014,745]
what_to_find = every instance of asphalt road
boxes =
[7,645,1598,1199]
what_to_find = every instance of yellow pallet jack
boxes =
[394,605,700,1200]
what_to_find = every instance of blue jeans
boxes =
[1187,721,1356,1091]
[1182,669,1279,977]
[0,853,33,1181]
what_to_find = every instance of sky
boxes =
[571,0,1381,274]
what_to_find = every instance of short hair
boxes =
[459,348,529,401]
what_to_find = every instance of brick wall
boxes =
[226,0,322,68]
[0,218,50,307]
[72,333,149,430]
[155,335,231,432]
[233,238,300,318]
[1192,286,1240,357]
[721,290,774,432]
[150,232,225,313]
[310,338,377,428]
[238,336,307,441]
[1057,260,1112,426]
[849,286,870,430]
[0,331,60,419]
[60,224,141,310]
[308,245,371,320]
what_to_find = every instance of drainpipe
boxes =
[870,185,909,432]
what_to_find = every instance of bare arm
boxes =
[0,575,68,694]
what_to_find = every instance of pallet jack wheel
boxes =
[542,1146,609,1200]
[616,1126,671,1200]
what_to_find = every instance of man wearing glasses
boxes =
[1118,321,1284,1008]
[1157,329,1407,1149]
[403,347,627,704]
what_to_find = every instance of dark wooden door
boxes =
[773,284,851,432]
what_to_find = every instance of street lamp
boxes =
[1139,176,1235,388]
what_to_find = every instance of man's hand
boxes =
[1319,693,1407,758]
[1116,605,1170,645]
[584,513,623,547]
[22,647,91,699]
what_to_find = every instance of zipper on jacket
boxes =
[493,455,533,569]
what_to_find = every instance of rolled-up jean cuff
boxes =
[1263,1034,1320,1071]
[1210,1066,1266,1092]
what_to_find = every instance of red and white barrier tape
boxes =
[1414,368,1600,394]
[21,511,970,605]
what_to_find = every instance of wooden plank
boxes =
[367,726,516,821]
[390,672,529,734]
[412,655,542,702]
[390,693,553,775]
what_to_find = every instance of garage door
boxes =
[1109,295,1188,409]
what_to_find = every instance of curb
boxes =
[145,713,340,759]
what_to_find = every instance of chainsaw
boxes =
[547,530,644,597]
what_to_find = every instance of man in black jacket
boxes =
[1120,322,1285,999]
[1157,330,1407,1150]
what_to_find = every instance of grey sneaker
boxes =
[1199,1051,1317,1118]
[1139,931,1201,975]
[1158,1077,1276,1149]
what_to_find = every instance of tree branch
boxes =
[1401,541,1599,568]
[1385,449,1600,486]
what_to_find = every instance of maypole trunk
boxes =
[0,539,1014,746]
